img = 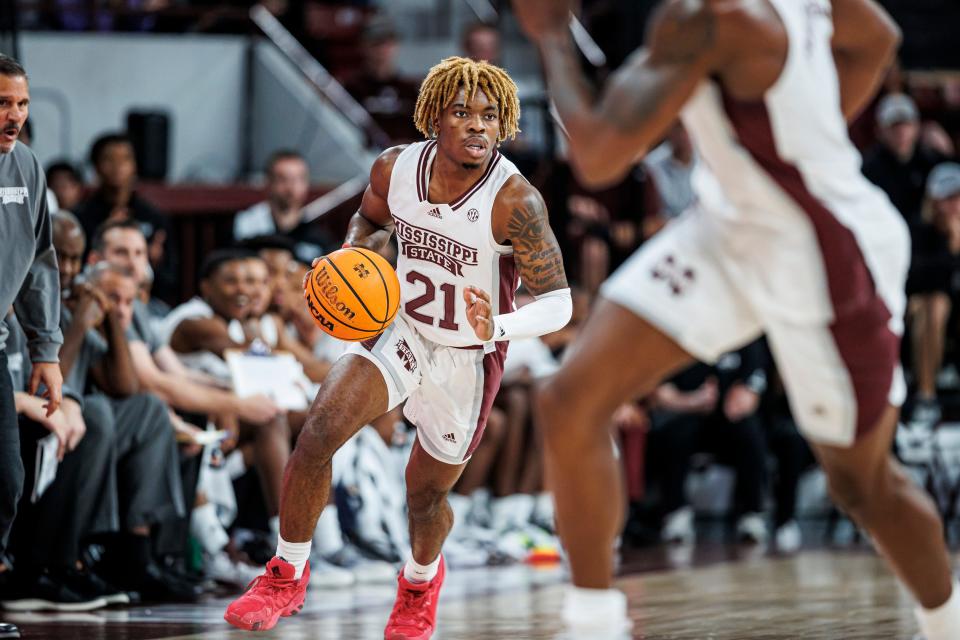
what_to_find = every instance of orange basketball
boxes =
[303,247,401,341]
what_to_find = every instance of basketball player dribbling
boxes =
[510,0,960,638]
[224,56,571,639]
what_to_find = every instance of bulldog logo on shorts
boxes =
[395,338,418,373]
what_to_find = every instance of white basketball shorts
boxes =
[602,205,909,447]
[344,313,506,465]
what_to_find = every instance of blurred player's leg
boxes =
[811,406,959,640]
[535,300,691,635]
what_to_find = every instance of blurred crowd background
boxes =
[2,0,960,611]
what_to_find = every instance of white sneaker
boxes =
[308,556,355,589]
[661,506,695,545]
[736,513,769,544]
[775,520,802,553]
[205,551,262,587]
[559,587,632,640]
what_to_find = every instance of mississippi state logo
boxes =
[467,208,479,222]
[394,216,479,276]
[651,254,695,296]
[353,263,370,279]
[0,186,27,205]
[395,338,418,373]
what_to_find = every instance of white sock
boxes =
[313,505,344,557]
[276,536,312,580]
[562,586,631,633]
[916,580,960,640]
[403,554,441,584]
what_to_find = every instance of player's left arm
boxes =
[464,177,571,342]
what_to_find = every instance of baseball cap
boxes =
[876,93,919,128]
[928,162,960,200]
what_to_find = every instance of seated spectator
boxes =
[862,94,949,226]
[233,151,331,264]
[644,122,696,238]
[242,254,331,382]
[645,339,770,545]
[52,214,193,601]
[162,251,299,546]
[74,132,178,304]
[95,229,316,564]
[162,250,257,380]
[46,161,86,213]
[906,162,960,425]
[2,312,116,611]
[342,15,421,146]
[88,219,281,426]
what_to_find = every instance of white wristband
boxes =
[491,288,573,342]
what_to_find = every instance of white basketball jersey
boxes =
[388,141,521,347]
[677,0,906,325]
[681,0,899,229]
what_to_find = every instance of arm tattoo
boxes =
[507,199,568,295]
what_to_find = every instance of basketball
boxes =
[303,247,400,341]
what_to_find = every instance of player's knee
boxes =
[406,485,448,522]
[825,464,900,520]
[535,376,603,446]
[534,375,574,422]
[294,416,345,465]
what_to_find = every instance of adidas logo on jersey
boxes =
[427,207,443,220]
[442,432,457,443]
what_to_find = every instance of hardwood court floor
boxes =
[5,550,924,639]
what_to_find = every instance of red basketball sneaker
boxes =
[384,557,446,640]
[223,557,309,631]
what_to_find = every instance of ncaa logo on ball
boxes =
[314,265,357,320]
[467,208,479,222]
[305,297,335,332]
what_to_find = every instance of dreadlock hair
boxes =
[413,56,520,143]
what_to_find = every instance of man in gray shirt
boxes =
[0,54,62,640]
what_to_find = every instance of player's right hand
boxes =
[464,286,494,341]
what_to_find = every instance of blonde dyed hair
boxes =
[413,56,520,142]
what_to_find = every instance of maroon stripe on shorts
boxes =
[720,91,898,437]
[464,253,519,457]
[465,343,507,459]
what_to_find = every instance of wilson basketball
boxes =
[304,247,401,341]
